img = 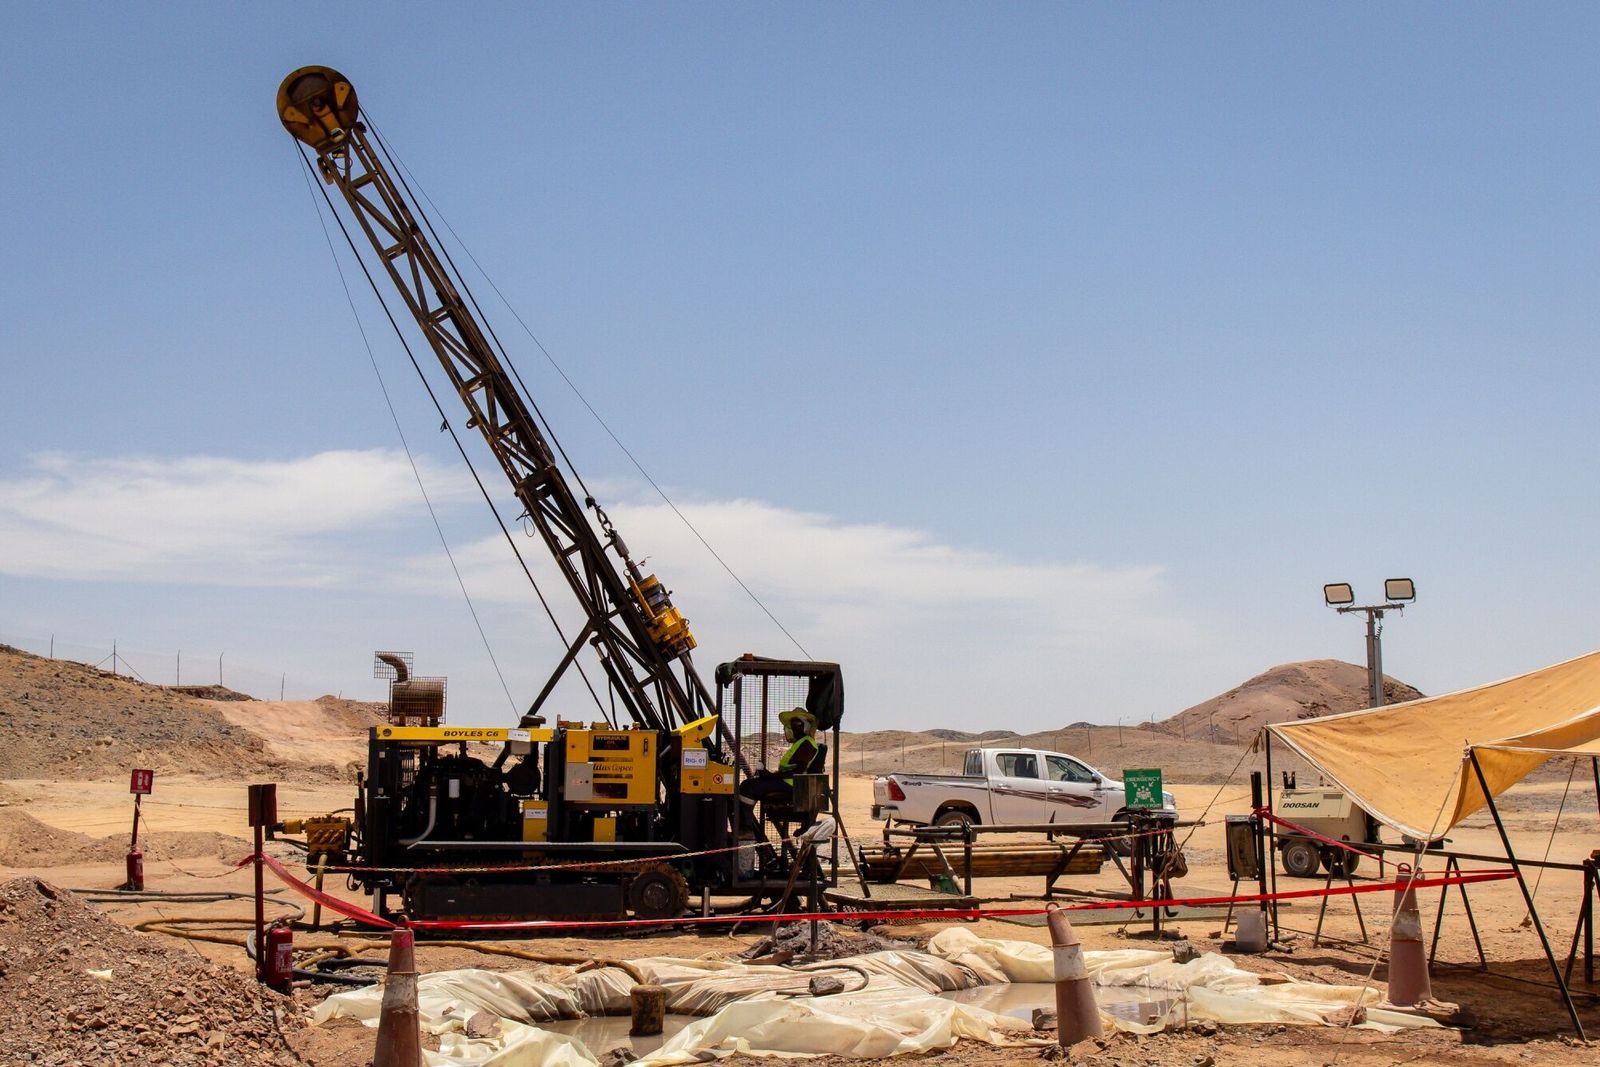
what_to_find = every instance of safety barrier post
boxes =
[246,784,276,986]
[1046,907,1103,1045]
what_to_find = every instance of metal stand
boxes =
[1312,862,1368,947]
[1563,854,1596,987]
[1250,772,1271,939]
[1469,750,1586,1040]
[1428,853,1487,970]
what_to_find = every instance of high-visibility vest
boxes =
[779,734,819,784]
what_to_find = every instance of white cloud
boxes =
[395,490,1206,728]
[0,449,1212,727]
[0,449,466,586]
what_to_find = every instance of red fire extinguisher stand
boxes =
[126,769,153,891]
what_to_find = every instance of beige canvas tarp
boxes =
[1265,648,1600,842]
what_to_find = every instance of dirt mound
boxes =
[169,684,256,702]
[0,645,348,783]
[208,695,383,772]
[0,877,301,1064]
[0,810,253,868]
[742,920,917,963]
[924,729,1020,742]
[1162,659,1424,743]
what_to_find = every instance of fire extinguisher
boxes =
[124,849,144,893]
[264,923,295,991]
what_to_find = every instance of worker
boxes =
[738,707,824,828]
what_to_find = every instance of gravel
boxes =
[0,877,304,1065]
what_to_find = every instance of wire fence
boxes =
[0,628,346,703]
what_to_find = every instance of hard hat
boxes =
[778,707,816,732]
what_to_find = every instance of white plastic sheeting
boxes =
[313,952,1031,1067]
[312,933,1439,1065]
[926,929,1441,1034]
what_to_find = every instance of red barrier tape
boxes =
[250,845,1515,934]
[257,852,396,929]
[1254,807,1381,859]
[407,869,1520,934]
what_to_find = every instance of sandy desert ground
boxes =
[2,646,1597,1064]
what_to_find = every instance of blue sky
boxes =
[2,4,1596,729]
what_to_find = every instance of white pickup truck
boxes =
[871,747,1178,828]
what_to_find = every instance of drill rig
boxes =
[275,66,842,922]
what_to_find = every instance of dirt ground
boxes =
[3,771,1597,1065]
[2,644,1596,1063]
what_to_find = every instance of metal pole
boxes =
[112,640,118,676]
[1250,771,1269,930]
[1265,733,1280,938]
[253,821,265,981]
[219,652,224,686]
[1366,609,1384,707]
[1468,750,1585,1039]
[280,673,285,700]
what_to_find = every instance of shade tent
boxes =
[1266,648,1600,842]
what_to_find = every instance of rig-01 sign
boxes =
[1123,768,1164,810]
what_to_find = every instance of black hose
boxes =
[295,966,376,987]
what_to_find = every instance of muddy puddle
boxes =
[541,1014,696,1057]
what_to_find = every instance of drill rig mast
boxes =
[275,67,844,923]
[278,66,710,738]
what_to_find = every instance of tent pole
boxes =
[1264,732,1281,939]
[1592,756,1599,821]
[1469,749,1586,1040]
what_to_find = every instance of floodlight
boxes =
[1384,578,1416,603]
[1323,582,1354,607]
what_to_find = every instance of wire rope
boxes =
[366,119,814,660]
[293,144,521,715]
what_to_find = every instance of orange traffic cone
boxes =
[1383,867,1432,1008]
[374,928,422,1067]
[1047,907,1104,1046]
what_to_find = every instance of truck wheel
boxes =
[934,809,975,831]
[1280,839,1322,878]
[1322,850,1361,877]
[1104,814,1134,857]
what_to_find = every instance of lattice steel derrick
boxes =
[279,67,713,734]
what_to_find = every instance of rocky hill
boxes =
[0,645,383,783]
[1161,659,1423,744]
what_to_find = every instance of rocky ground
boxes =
[0,645,381,783]
[0,877,303,1065]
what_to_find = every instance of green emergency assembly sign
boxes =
[1124,768,1164,809]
